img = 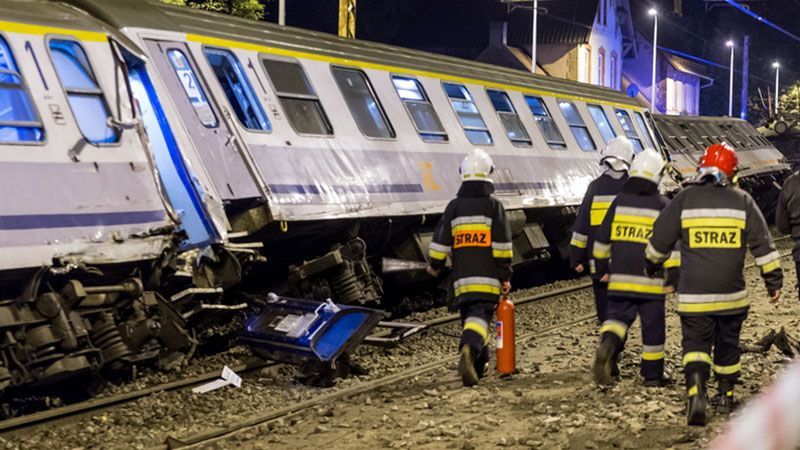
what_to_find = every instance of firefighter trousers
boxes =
[680,312,747,386]
[599,295,666,380]
[592,279,609,324]
[459,300,496,370]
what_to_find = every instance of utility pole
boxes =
[338,0,357,39]
[279,0,286,26]
[739,35,749,120]
[531,0,538,74]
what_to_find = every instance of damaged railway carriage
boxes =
[64,0,665,304]
[653,115,790,218]
[0,3,194,392]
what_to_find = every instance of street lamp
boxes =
[531,0,538,74]
[726,40,735,117]
[773,61,780,115]
[649,8,658,113]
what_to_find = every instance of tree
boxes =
[749,81,800,126]
[161,0,266,21]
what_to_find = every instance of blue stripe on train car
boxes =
[0,210,165,230]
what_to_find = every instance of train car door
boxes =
[145,40,262,201]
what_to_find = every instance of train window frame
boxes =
[202,46,272,133]
[586,104,617,144]
[166,48,218,128]
[632,111,656,149]
[261,56,333,137]
[524,95,567,149]
[614,109,644,153]
[557,100,596,151]
[441,82,493,146]
[330,66,395,140]
[0,32,45,145]
[390,74,448,143]
[485,89,532,147]
[47,36,120,147]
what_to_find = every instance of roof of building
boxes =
[507,0,598,46]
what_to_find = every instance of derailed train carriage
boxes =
[62,0,671,301]
[0,0,790,394]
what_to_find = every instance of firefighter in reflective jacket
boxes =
[592,149,676,387]
[427,148,513,387]
[645,143,782,426]
[571,136,636,323]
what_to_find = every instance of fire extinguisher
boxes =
[496,295,516,375]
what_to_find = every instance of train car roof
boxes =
[1,0,109,38]
[64,0,642,108]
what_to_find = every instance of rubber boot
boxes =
[686,372,708,426]
[593,337,616,386]
[643,371,673,388]
[715,381,735,415]
[474,346,489,379]
[459,344,479,387]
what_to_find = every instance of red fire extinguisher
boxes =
[496,295,516,375]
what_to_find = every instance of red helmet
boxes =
[699,143,738,178]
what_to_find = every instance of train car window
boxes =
[262,59,332,136]
[558,100,596,151]
[391,76,447,142]
[524,95,566,149]
[49,39,118,144]
[0,36,44,143]
[167,49,217,127]
[331,67,394,139]
[587,105,616,143]
[487,90,531,147]
[614,109,643,152]
[632,112,656,149]
[442,83,492,145]
[203,48,271,131]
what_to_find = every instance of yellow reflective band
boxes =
[463,322,488,340]
[608,282,665,295]
[429,249,447,261]
[688,227,741,249]
[613,214,656,226]
[681,217,746,229]
[677,298,750,314]
[492,249,513,258]
[761,260,780,274]
[185,35,642,112]
[714,363,741,375]
[0,20,107,42]
[452,224,491,234]
[599,322,627,339]
[664,257,681,268]
[642,351,665,361]
[688,385,699,397]
[455,284,502,296]
[570,238,587,249]
[682,352,712,366]
[590,205,612,226]
[592,247,611,259]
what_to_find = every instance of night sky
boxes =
[263,0,800,118]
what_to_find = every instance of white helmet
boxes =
[600,136,635,172]
[459,148,494,182]
[629,148,667,184]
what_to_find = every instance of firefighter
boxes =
[645,143,782,426]
[776,170,800,300]
[592,148,676,387]
[427,148,513,387]
[570,136,636,323]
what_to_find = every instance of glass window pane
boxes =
[0,37,43,143]
[167,49,217,127]
[392,76,447,142]
[558,101,595,151]
[444,83,491,145]
[204,48,270,131]
[525,96,549,117]
[332,67,394,139]
[0,85,38,123]
[571,127,595,151]
[261,59,315,95]
[281,98,333,135]
[49,39,117,145]
[633,112,655,149]
[0,38,18,72]
[499,113,531,145]
[588,105,616,143]
[615,109,644,153]
[487,90,514,113]
[525,95,566,148]
[558,101,582,125]
[0,126,42,142]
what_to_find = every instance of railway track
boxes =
[4,236,792,445]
